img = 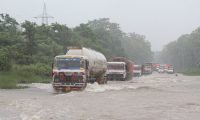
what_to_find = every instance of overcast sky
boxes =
[1,0,200,51]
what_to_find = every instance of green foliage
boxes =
[123,33,153,64]
[0,68,51,89]
[0,72,17,89]
[0,64,52,84]
[0,13,18,34]
[87,18,125,58]
[182,68,200,76]
[161,27,200,71]
[0,14,153,88]
[0,48,11,71]
[13,63,51,77]
[21,21,37,60]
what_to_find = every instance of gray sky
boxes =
[1,0,200,51]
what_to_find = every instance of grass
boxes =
[0,73,18,89]
[0,69,51,89]
[182,68,200,76]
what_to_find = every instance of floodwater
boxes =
[1,73,200,120]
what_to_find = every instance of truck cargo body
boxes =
[109,57,134,80]
[52,47,107,91]
[106,62,126,81]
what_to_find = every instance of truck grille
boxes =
[54,75,84,83]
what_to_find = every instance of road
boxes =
[0,73,200,120]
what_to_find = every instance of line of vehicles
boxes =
[52,47,174,92]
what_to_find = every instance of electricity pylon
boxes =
[34,1,53,25]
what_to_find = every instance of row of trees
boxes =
[0,14,153,71]
[160,27,200,71]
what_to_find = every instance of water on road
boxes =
[1,73,200,120]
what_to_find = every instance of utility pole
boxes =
[34,1,53,25]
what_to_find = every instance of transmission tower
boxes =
[34,1,53,25]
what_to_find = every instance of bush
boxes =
[12,63,52,83]
[183,68,200,76]
[13,63,51,77]
[0,72,17,89]
[0,48,12,71]
[33,63,52,76]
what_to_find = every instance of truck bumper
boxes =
[107,74,125,80]
[52,82,86,91]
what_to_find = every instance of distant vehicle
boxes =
[52,47,107,91]
[142,63,153,74]
[167,65,174,74]
[153,63,160,71]
[133,65,142,76]
[164,64,169,72]
[158,64,165,73]
[110,57,134,80]
[106,62,126,80]
[152,63,160,71]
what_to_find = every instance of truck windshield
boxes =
[55,58,83,69]
[134,66,141,70]
[108,64,124,70]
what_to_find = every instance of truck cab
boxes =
[52,55,89,91]
[106,62,126,81]
[133,65,142,77]
[167,65,174,74]
[158,64,165,73]
[142,63,153,74]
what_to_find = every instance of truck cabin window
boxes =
[55,58,84,69]
[108,64,124,70]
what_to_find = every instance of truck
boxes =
[106,62,126,81]
[133,64,142,77]
[52,47,107,91]
[109,57,134,80]
[158,64,165,73]
[167,64,174,74]
[142,63,153,74]
[152,63,160,71]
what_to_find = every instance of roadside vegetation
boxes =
[159,23,200,74]
[0,13,153,89]
[0,64,51,89]
[182,68,200,76]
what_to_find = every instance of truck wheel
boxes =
[96,77,105,84]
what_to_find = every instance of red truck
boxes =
[142,63,153,74]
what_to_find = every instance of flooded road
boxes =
[1,73,200,120]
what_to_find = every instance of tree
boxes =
[0,48,11,71]
[161,27,200,71]
[122,33,152,64]
[87,18,125,58]
[21,21,37,64]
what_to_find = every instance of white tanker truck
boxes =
[52,47,107,91]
